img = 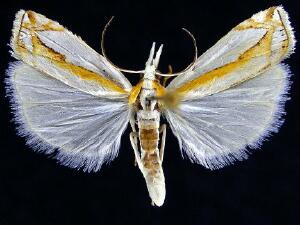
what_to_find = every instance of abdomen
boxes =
[137,110,166,206]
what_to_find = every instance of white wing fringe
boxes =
[6,62,130,172]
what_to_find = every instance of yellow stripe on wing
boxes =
[56,60,128,94]
[18,38,128,94]
[174,31,272,94]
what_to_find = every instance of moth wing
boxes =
[167,6,295,99]
[6,62,131,172]
[164,6,295,169]
[11,10,131,98]
[165,64,291,169]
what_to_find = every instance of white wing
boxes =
[6,62,130,172]
[7,10,133,172]
[164,6,295,169]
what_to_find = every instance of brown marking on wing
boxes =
[15,12,27,53]
[235,7,280,31]
[42,21,64,31]
[31,35,65,61]
[266,7,276,21]
[22,11,64,31]
[27,11,37,25]
[234,21,266,31]
[277,9,291,57]
[22,21,64,31]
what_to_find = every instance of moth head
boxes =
[144,42,163,80]
[101,17,197,78]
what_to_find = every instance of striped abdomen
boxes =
[140,127,160,173]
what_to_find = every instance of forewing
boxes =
[165,64,291,169]
[6,62,131,172]
[167,6,295,99]
[11,10,131,98]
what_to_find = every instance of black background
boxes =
[0,0,299,225]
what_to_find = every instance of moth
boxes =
[6,6,295,206]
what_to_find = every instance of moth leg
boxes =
[159,124,167,162]
[130,113,139,166]
[130,132,142,167]
[130,112,137,131]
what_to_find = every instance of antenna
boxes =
[155,28,198,77]
[101,16,144,74]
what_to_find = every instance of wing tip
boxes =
[275,6,296,59]
[254,6,296,59]
[10,10,26,56]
